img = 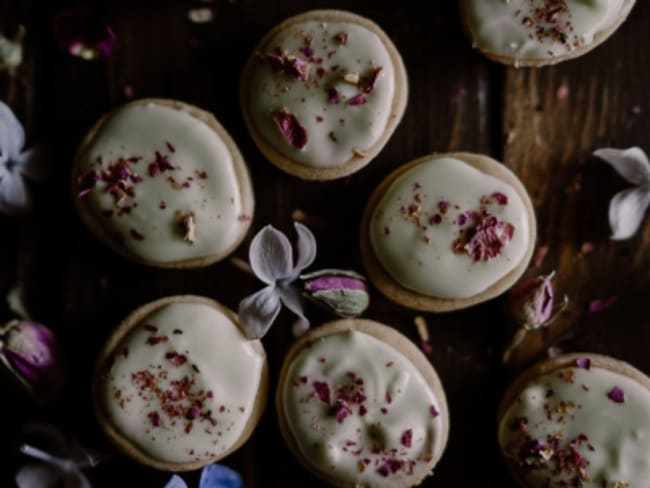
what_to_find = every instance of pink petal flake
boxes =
[52,6,117,60]
[272,109,307,149]
[347,94,367,106]
[361,67,383,94]
[454,215,515,262]
[313,381,331,405]
[400,429,413,447]
[576,358,591,370]
[607,386,625,403]
[588,295,618,313]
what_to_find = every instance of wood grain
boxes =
[0,1,649,487]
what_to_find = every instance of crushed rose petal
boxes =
[576,358,591,370]
[347,94,367,106]
[400,428,413,447]
[608,387,625,404]
[454,214,515,262]
[313,381,331,404]
[272,109,307,149]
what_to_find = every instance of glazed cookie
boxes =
[93,296,268,471]
[361,152,536,312]
[498,353,650,487]
[73,99,254,268]
[240,10,408,180]
[461,0,636,67]
[276,319,449,487]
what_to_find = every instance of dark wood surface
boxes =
[1,1,649,486]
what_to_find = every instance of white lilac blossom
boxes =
[594,147,650,240]
[0,100,46,215]
[238,223,316,338]
[237,223,370,339]
[16,423,103,488]
[164,464,242,488]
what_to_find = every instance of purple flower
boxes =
[0,320,65,404]
[576,358,591,370]
[52,7,116,60]
[165,464,242,488]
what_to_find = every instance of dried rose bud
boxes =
[0,320,65,404]
[301,269,369,318]
[506,273,556,329]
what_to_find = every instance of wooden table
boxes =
[1,1,649,486]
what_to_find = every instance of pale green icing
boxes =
[102,302,264,464]
[370,157,530,299]
[77,102,248,263]
[282,330,445,485]
[499,366,650,487]
[248,20,395,168]
[465,0,630,63]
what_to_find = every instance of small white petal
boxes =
[0,100,25,158]
[278,286,309,336]
[164,474,188,488]
[16,462,61,488]
[595,147,650,185]
[238,286,282,339]
[290,222,317,280]
[609,188,650,240]
[16,145,48,182]
[249,225,293,285]
[0,169,30,215]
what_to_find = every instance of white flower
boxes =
[0,100,46,216]
[595,147,650,240]
[16,423,103,488]
[238,223,316,338]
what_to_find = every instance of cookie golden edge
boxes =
[240,9,408,181]
[496,352,650,487]
[92,295,269,472]
[72,98,255,269]
[275,319,450,488]
[360,152,537,312]
[459,0,637,67]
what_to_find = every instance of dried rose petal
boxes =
[492,192,509,205]
[576,358,591,370]
[285,56,310,81]
[400,429,412,447]
[272,109,307,149]
[52,7,116,60]
[256,51,285,71]
[313,381,330,404]
[347,94,367,106]
[361,67,383,94]
[429,405,439,418]
[455,214,515,261]
[588,296,618,313]
[327,87,340,105]
[333,32,348,45]
[506,274,554,329]
[608,387,625,403]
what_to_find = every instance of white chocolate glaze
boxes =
[100,302,264,464]
[282,330,445,486]
[499,364,650,487]
[75,102,250,264]
[248,20,395,168]
[370,157,530,299]
[464,0,631,63]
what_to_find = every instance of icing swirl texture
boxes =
[75,101,250,265]
[499,365,650,487]
[282,329,445,486]
[248,19,396,168]
[100,302,264,464]
[370,156,530,299]
[464,0,630,63]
